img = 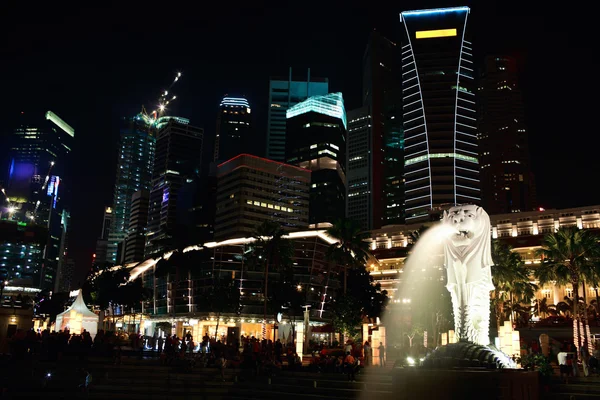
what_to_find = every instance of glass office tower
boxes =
[400,7,480,222]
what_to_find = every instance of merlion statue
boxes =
[443,205,494,345]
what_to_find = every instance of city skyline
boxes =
[2,1,599,284]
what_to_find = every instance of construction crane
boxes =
[139,71,182,128]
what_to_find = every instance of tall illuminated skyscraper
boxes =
[1,111,74,289]
[478,56,536,214]
[400,6,480,222]
[107,115,155,264]
[286,93,347,225]
[145,119,203,257]
[266,68,329,161]
[347,31,403,230]
[214,96,251,163]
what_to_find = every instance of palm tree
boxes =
[250,221,294,336]
[535,226,600,351]
[490,240,536,331]
[533,297,551,319]
[326,218,371,293]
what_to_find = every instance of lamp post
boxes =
[0,280,8,304]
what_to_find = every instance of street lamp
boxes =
[0,280,8,304]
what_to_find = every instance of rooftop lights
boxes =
[220,97,250,108]
[45,111,75,137]
[286,92,347,129]
[400,6,470,21]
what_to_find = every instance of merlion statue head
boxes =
[443,204,493,267]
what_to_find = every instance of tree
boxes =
[84,263,129,329]
[331,294,362,341]
[490,240,536,331]
[344,267,388,321]
[405,324,425,348]
[249,221,294,335]
[119,278,153,330]
[535,226,600,352]
[326,218,371,294]
[202,275,241,339]
[532,297,551,319]
[35,291,70,323]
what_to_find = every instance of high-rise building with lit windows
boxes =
[286,92,347,225]
[107,115,156,264]
[478,56,536,214]
[347,32,403,230]
[266,68,329,161]
[94,206,112,265]
[145,119,203,257]
[215,154,311,240]
[1,111,74,290]
[214,96,252,163]
[400,6,480,222]
[124,190,150,263]
[346,106,372,229]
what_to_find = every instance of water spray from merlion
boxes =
[360,206,514,399]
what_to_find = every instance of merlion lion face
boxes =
[444,205,485,247]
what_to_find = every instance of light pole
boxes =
[0,280,9,305]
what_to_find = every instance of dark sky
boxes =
[2,1,599,284]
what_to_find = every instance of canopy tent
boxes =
[54,289,98,337]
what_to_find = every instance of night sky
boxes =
[2,1,599,284]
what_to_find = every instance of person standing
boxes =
[344,352,356,382]
[363,341,372,366]
[378,342,385,367]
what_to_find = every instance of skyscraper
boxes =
[214,96,251,163]
[400,6,480,222]
[2,111,74,289]
[107,115,156,264]
[215,154,311,240]
[124,190,150,264]
[146,119,203,256]
[55,210,74,293]
[94,206,112,266]
[478,56,536,214]
[266,68,329,161]
[346,106,372,229]
[286,93,347,225]
[347,32,404,230]
[5,111,74,225]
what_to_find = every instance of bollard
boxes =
[268,377,271,385]
[313,380,317,388]
[234,375,238,382]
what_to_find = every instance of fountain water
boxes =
[360,206,532,400]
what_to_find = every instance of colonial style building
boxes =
[367,205,600,306]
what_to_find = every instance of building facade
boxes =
[367,205,600,306]
[346,106,372,229]
[400,7,480,223]
[116,230,341,343]
[124,190,150,264]
[0,221,46,287]
[108,115,156,264]
[478,55,536,214]
[215,154,311,240]
[266,68,329,161]
[1,111,74,289]
[94,206,113,266]
[214,96,252,163]
[146,119,203,257]
[357,31,404,229]
[285,93,347,225]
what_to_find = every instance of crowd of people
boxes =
[1,327,393,384]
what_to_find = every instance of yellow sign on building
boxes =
[416,29,457,39]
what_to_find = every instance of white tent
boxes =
[55,289,98,337]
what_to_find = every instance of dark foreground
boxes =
[1,355,599,399]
